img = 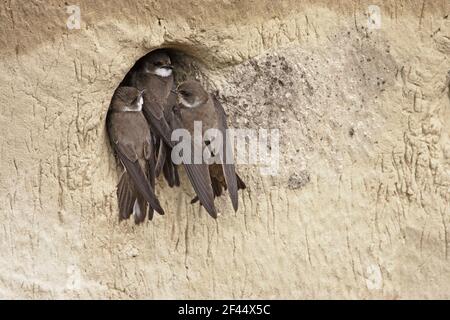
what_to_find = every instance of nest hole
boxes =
[119,47,213,90]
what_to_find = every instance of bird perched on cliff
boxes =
[127,50,218,216]
[167,80,246,217]
[127,50,174,144]
[106,86,164,223]
[125,49,179,187]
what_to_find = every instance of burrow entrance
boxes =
[119,48,210,89]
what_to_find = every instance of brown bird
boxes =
[167,80,246,217]
[124,50,179,188]
[127,50,217,216]
[128,50,175,145]
[106,86,164,223]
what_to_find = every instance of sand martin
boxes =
[107,86,164,223]
[168,80,246,217]
[127,50,218,215]
[125,50,180,188]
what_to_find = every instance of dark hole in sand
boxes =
[119,48,208,89]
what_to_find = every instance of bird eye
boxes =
[180,90,191,97]
[154,61,163,66]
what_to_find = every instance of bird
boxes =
[106,86,165,223]
[124,49,179,188]
[127,50,218,216]
[127,49,175,144]
[167,80,246,217]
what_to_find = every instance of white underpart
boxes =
[154,67,172,77]
[136,96,143,111]
[180,96,201,108]
[123,96,143,112]
[133,199,141,217]
[123,106,138,112]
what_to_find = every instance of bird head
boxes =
[175,80,209,108]
[143,51,173,78]
[111,87,145,112]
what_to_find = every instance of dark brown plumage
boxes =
[168,80,246,217]
[128,50,218,216]
[106,86,164,223]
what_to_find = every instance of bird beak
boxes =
[170,88,177,94]
[163,65,173,70]
[139,89,145,97]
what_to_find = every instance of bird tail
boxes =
[117,149,164,216]
[117,171,136,220]
[133,193,148,224]
[162,152,180,188]
[190,177,223,204]
[190,175,245,206]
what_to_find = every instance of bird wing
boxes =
[116,171,135,220]
[157,90,181,187]
[144,134,158,220]
[114,141,164,216]
[154,139,166,178]
[212,95,239,211]
[142,92,174,146]
[142,91,184,191]
[183,163,217,218]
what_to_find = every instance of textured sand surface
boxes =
[0,0,449,299]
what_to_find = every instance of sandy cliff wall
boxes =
[0,0,449,299]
